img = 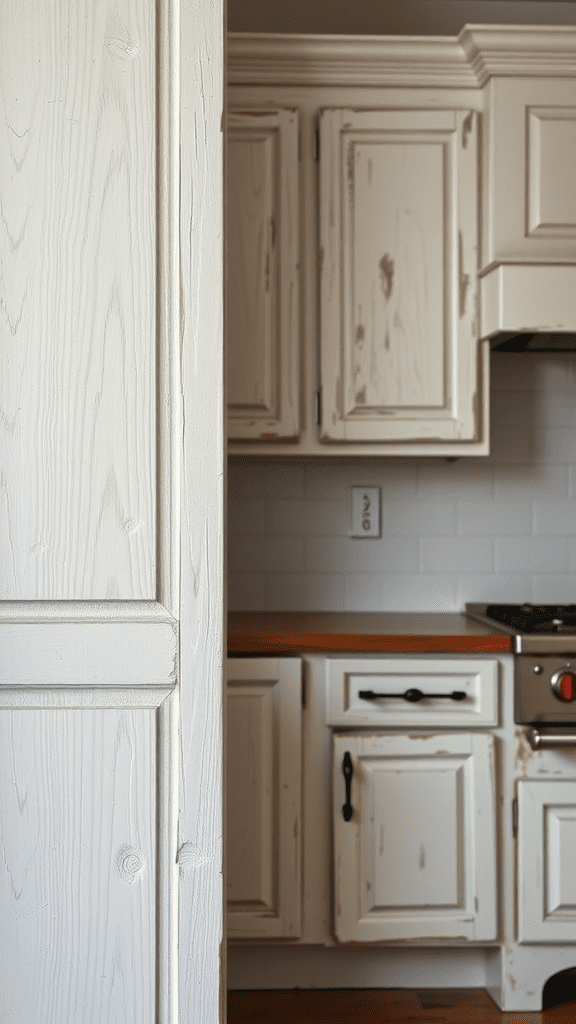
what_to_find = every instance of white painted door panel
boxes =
[333,732,497,943]
[518,779,576,943]
[319,108,484,447]
[227,109,299,441]
[226,658,302,939]
[0,0,224,1020]
[482,77,576,265]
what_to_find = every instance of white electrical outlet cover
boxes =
[350,487,380,538]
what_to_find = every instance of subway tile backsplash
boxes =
[228,354,576,611]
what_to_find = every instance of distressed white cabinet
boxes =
[226,108,300,441]
[227,38,490,456]
[459,26,576,338]
[518,779,576,944]
[226,657,302,939]
[332,731,497,943]
[319,107,484,447]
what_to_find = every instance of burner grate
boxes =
[486,604,576,635]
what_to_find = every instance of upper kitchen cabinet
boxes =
[319,107,484,447]
[226,108,299,440]
[227,35,489,456]
[460,26,576,340]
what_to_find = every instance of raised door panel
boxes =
[518,779,576,943]
[0,688,178,1024]
[0,0,177,602]
[226,657,302,939]
[333,732,496,943]
[227,109,299,441]
[319,108,483,446]
[483,78,576,265]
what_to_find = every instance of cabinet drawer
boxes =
[326,658,498,727]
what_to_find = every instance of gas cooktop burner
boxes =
[485,604,576,635]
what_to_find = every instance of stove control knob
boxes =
[551,670,576,703]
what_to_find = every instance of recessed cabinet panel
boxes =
[333,732,497,943]
[226,657,302,939]
[483,78,576,264]
[518,779,576,943]
[227,110,299,441]
[528,108,576,238]
[320,108,482,444]
[364,756,462,910]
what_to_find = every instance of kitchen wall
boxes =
[228,355,576,611]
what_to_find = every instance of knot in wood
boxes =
[117,845,144,883]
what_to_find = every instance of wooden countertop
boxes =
[227,612,512,655]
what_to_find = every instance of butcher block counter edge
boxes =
[227,612,512,654]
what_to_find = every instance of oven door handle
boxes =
[528,727,576,750]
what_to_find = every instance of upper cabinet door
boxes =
[319,108,483,446]
[482,78,576,267]
[227,109,300,441]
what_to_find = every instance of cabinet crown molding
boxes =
[460,25,576,86]
[228,32,477,88]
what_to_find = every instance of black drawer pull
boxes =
[342,752,353,821]
[358,688,466,703]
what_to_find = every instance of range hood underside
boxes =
[479,263,576,350]
[489,332,576,352]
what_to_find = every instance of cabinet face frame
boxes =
[319,107,482,446]
[226,109,300,441]
[226,657,302,939]
[332,731,497,943]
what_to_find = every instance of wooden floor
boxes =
[227,988,576,1022]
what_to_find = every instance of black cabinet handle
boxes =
[358,688,466,703]
[342,752,353,821]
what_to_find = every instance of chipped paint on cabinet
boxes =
[226,658,302,939]
[226,109,299,440]
[320,108,485,446]
[332,731,497,943]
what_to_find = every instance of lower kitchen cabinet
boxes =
[518,779,576,944]
[226,657,302,939]
[332,731,497,943]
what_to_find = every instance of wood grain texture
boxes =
[0,0,157,600]
[228,987,576,1022]
[227,612,513,654]
[0,621,177,685]
[0,708,156,1023]
[179,0,225,1020]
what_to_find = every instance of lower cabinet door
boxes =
[518,779,576,943]
[226,657,302,939]
[333,732,497,943]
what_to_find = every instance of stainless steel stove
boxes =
[466,603,576,728]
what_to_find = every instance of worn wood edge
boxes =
[0,600,177,622]
[0,685,176,708]
[227,633,512,654]
[227,33,477,87]
[460,25,576,86]
[179,0,225,1016]
[156,0,180,617]
[157,686,179,1024]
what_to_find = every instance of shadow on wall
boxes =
[228,0,576,36]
